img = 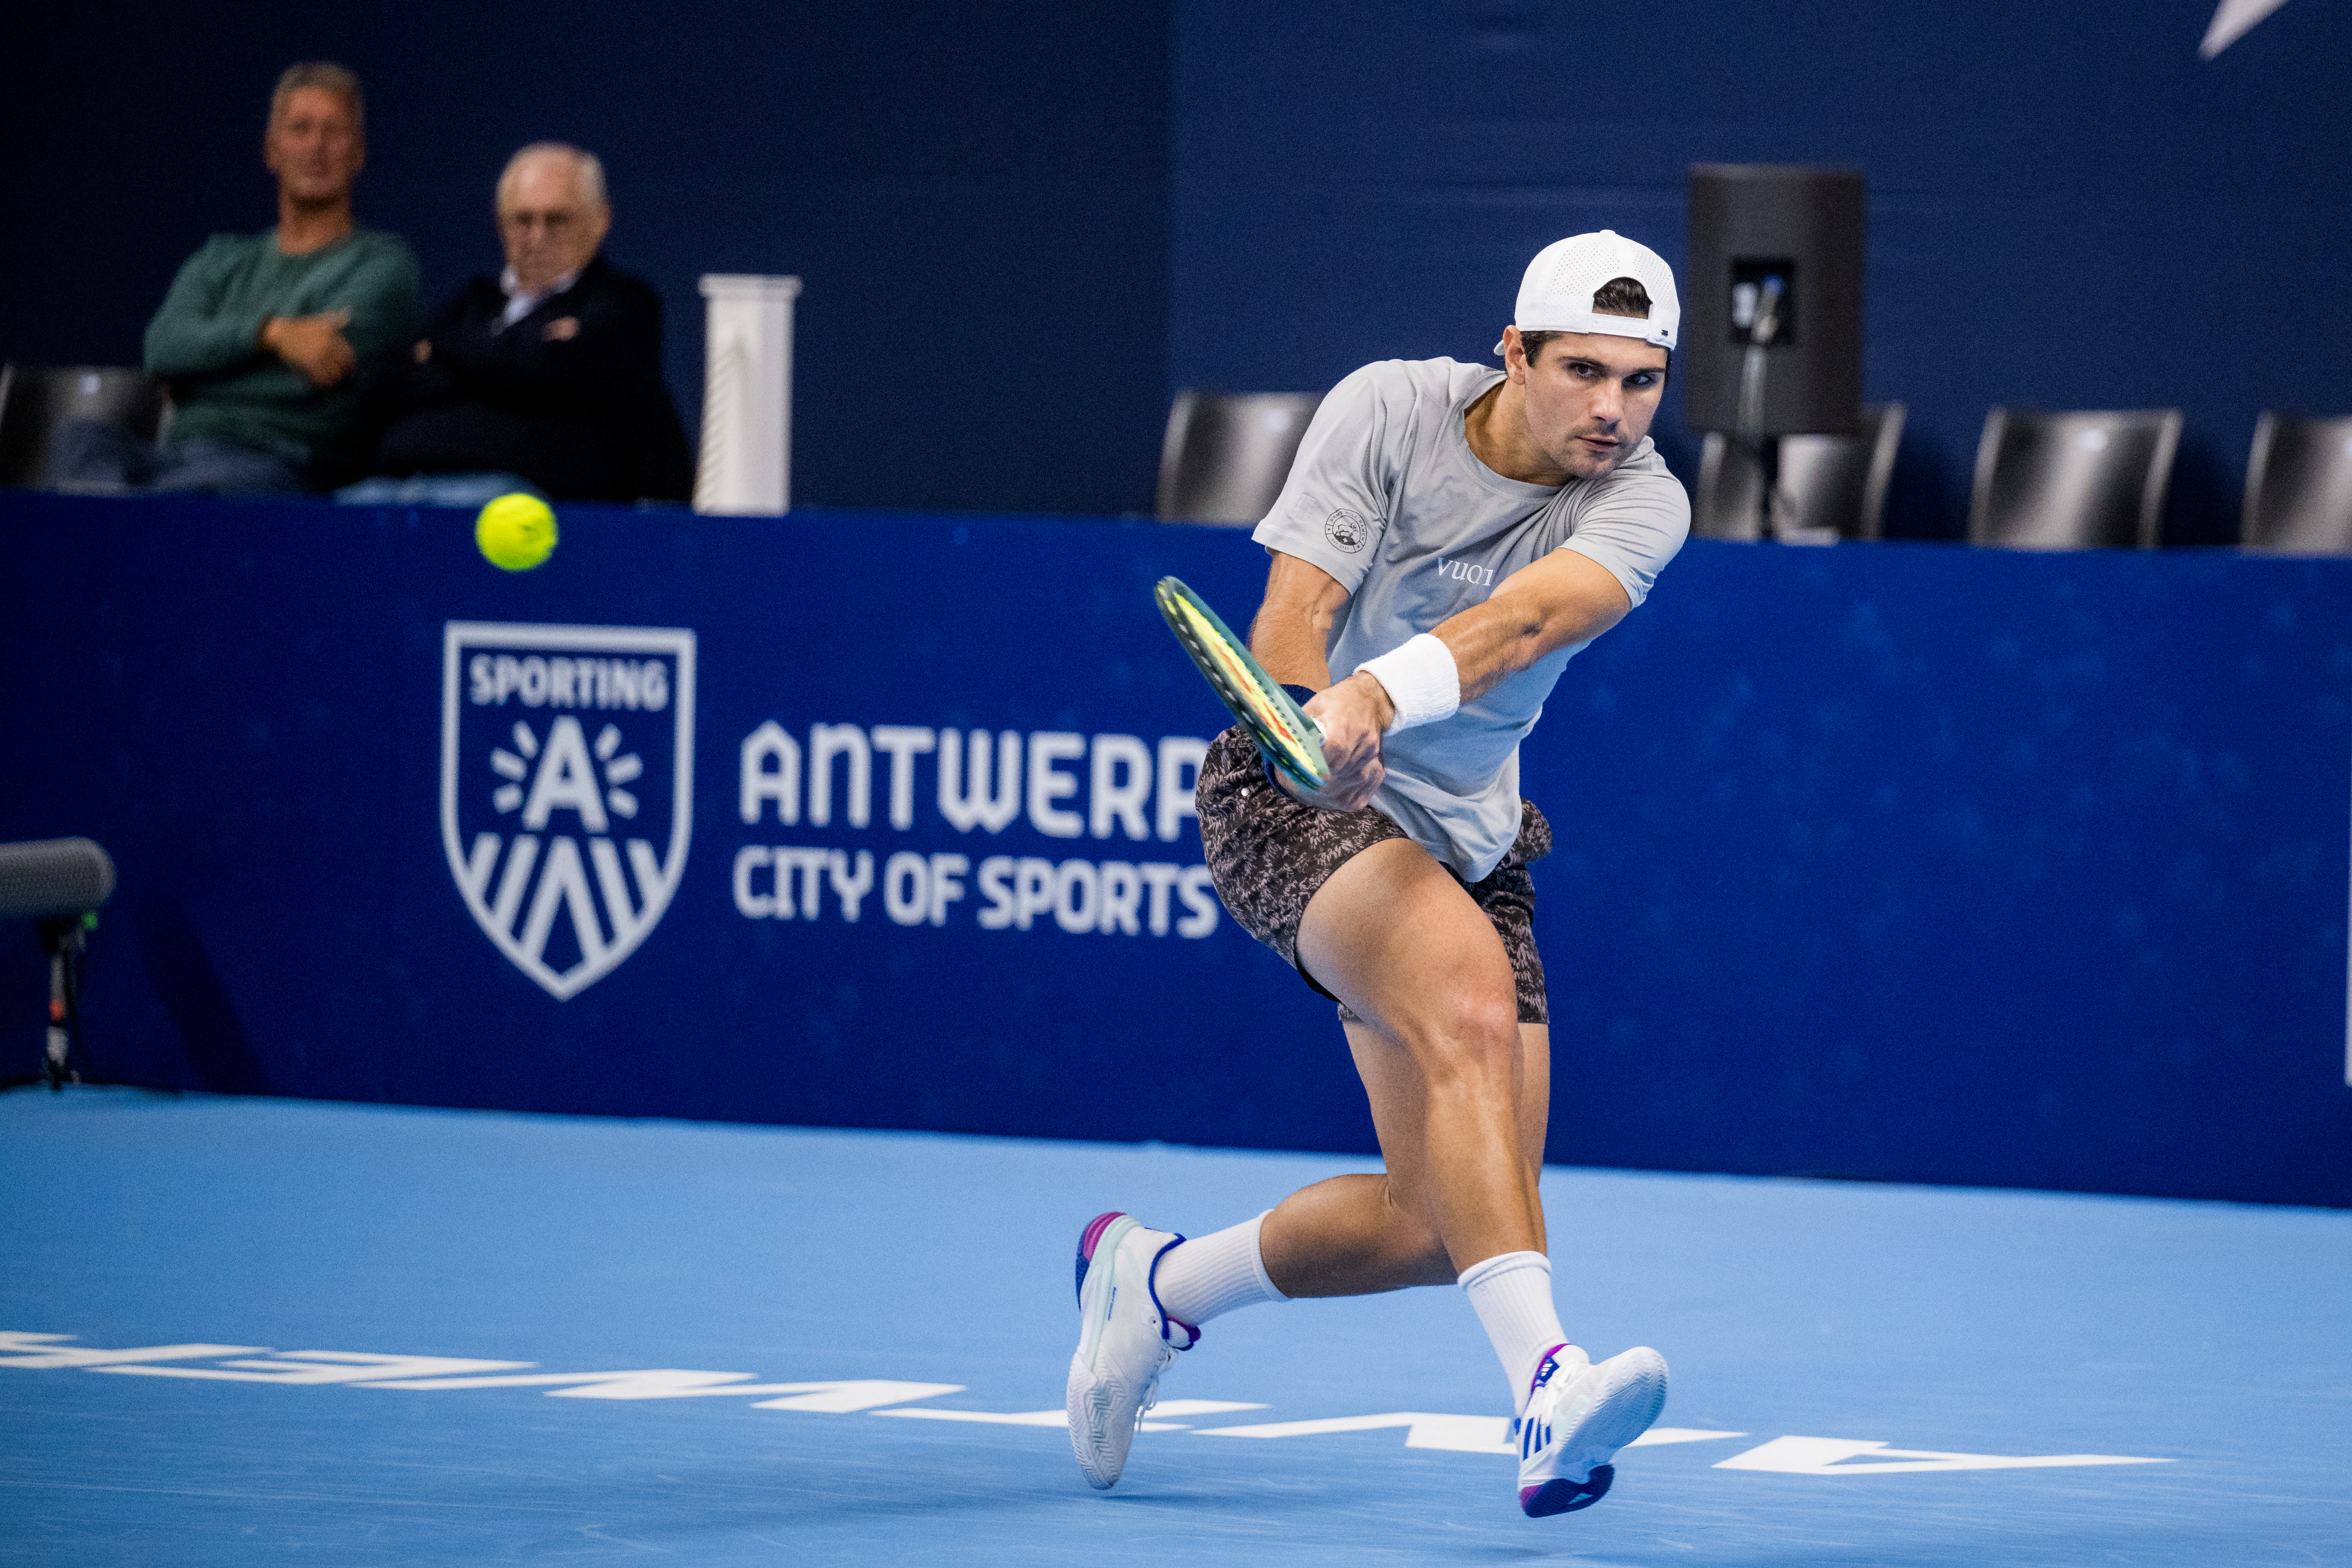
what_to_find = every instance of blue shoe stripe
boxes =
[1143,1231,1189,1345]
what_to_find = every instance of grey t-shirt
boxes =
[1252,357,1689,880]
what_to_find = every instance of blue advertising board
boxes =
[1,491,2347,1205]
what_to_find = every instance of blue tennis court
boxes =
[4,1088,2343,1566]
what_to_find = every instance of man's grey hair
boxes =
[497,142,609,209]
[270,62,364,131]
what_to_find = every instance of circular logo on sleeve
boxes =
[1323,508,1370,553]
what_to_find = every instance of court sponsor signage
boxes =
[442,622,697,1000]
[439,620,1230,1005]
[731,722,1224,939]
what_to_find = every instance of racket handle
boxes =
[1279,684,1325,743]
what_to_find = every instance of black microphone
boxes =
[0,838,115,1091]
[0,837,116,921]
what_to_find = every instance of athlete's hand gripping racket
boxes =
[1154,576,1331,791]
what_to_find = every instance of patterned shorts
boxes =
[1195,727,1553,1024]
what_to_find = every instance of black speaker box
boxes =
[1683,165,1866,436]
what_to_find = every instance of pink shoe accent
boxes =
[1079,1211,1125,1261]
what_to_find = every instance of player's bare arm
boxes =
[1248,550,1347,689]
[1251,546,1631,812]
[1249,553,1390,809]
[1430,547,1631,701]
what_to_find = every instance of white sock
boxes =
[1153,1211,1289,1328]
[1458,1250,1568,1415]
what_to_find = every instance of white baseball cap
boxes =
[1495,230,1680,355]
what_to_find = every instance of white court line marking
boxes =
[0,1334,269,1370]
[1,1334,2177,1477]
[1192,1414,1748,1456]
[1715,1436,2172,1474]
[871,1408,1070,1427]
[1195,1413,1513,1454]
[102,1353,535,1385]
[873,1398,1267,1432]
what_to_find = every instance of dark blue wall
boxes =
[9,4,2348,527]
[1170,0,2352,542]
[0,2,1171,515]
[2,491,2346,1206]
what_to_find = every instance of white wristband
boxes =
[1356,634,1460,734]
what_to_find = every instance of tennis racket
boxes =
[1154,576,1331,791]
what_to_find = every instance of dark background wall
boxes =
[1171,0,2352,542]
[2,2,2346,521]
[0,1,1172,515]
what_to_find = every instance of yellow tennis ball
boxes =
[475,493,558,571]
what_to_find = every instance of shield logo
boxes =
[441,622,696,999]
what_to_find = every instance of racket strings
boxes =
[1182,605,1308,748]
[1156,579,1330,789]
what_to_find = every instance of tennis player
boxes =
[1069,231,1690,1517]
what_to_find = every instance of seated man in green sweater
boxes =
[52,62,420,493]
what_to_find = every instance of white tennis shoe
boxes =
[1513,1342,1669,1516]
[1065,1211,1198,1490]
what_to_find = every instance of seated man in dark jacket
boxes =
[371,142,693,502]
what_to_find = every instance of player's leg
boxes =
[1068,739,1654,1500]
[1154,768,1553,1328]
[1146,1016,1546,1321]
[1070,852,1526,1493]
[1270,837,1542,1281]
[1519,1023,1551,1217]
[1249,839,1575,1412]
[1280,838,1662,1516]
[1067,731,1346,1490]
[1248,1037,1544,1300]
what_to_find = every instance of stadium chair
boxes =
[1156,390,1323,525]
[2240,411,2352,553]
[1967,407,2181,549]
[1692,403,1907,542]
[0,364,170,489]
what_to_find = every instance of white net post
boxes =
[694,274,802,515]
